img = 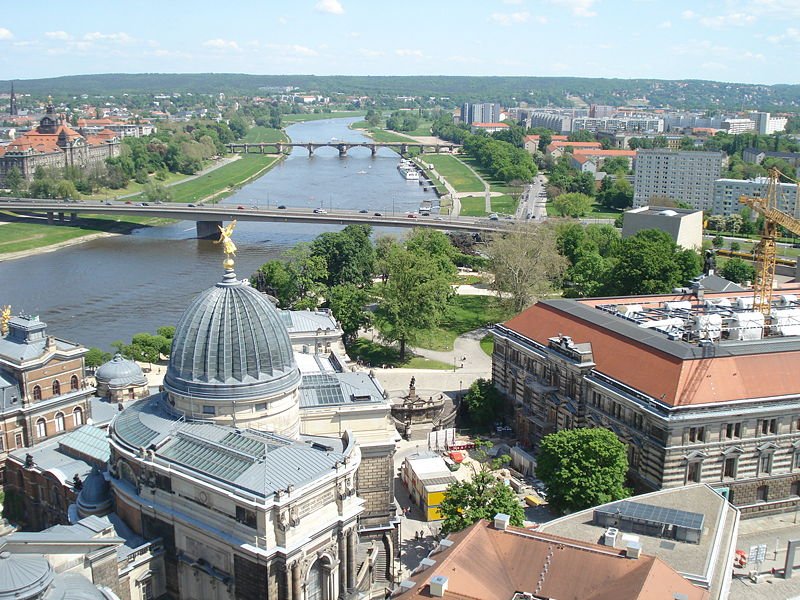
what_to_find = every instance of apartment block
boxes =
[633,149,725,212]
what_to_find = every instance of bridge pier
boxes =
[58,212,65,222]
[338,144,348,157]
[400,144,408,155]
[70,212,77,222]
[276,143,283,154]
[47,211,54,224]
[307,144,314,157]
[197,220,223,239]
[370,145,377,157]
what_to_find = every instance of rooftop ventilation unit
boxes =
[494,513,511,531]
[693,314,722,341]
[619,304,642,318]
[665,301,692,311]
[736,297,754,310]
[779,294,798,306]
[638,317,684,330]
[429,575,449,597]
[771,308,800,336]
[626,540,642,559]
[604,527,619,547]
[730,311,764,341]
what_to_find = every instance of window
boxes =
[792,481,800,497]
[32,386,41,401]
[14,433,22,448]
[202,405,216,416]
[724,423,741,440]
[688,427,705,443]
[756,485,769,502]
[72,407,83,427]
[760,419,777,435]
[723,457,737,479]
[142,579,154,600]
[54,413,65,433]
[36,418,47,439]
[70,375,79,391]
[687,461,702,483]
[759,453,773,476]
[0,436,5,452]
[52,380,61,396]
[235,505,257,528]
[306,558,326,600]
[794,451,800,471]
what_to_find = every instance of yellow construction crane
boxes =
[739,167,800,314]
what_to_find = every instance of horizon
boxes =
[1,0,798,86]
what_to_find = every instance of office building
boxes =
[722,118,756,135]
[749,112,788,135]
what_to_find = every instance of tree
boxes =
[463,378,504,425]
[712,234,724,249]
[535,428,630,514]
[55,179,79,200]
[608,229,701,295]
[729,241,741,253]
[553,192,593,218]
[596,176,633,210]
[565,251,611,297]
[311,225,374,288]
[438,470,525,535]
[721,258,755,283]
[404,228,458,277]
[120,332,171,364]
[326,284,371,343]
[487,222,568,312]
[143,180,173,203]
[374,245,452,359]
[85,347,112,369]
[4,166,24,195]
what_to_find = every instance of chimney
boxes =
[494,513,510,530]
[429,575,449,597]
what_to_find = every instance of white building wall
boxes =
[634,150,725,212]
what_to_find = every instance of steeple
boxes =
[8,82,16,116]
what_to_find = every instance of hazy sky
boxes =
[2,0,798,84]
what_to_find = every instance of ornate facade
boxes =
[0,99,120,186]
[494,288,800,513]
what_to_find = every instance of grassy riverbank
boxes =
[242,126,288,143]
[423,154,484,193]
[166,154,280,204]
[282,111,364,124]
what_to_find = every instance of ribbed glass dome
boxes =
[0,551,53,600]
[164,268,300,401]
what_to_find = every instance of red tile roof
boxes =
[397,520,708,600]
[472,122,508,128]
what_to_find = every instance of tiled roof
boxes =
[396,520,708,599]
[472,122,508,128]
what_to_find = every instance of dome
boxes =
[164,268,300,402]
[0,551,53,600]
[76,467,112,518]
[95,353,147,388]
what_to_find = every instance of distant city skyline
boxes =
[1,0,798,85]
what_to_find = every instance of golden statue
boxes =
[1,306,10,337]
[214,220,238,268]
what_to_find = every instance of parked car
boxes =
[374,212,383,216]
[188,203,196,207]
[313,208,328,214]
[277,205,287,209]
[359,209,369,214]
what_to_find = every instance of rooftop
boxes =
[538,485,738,599]
[111,394,351,498]
[501,286,800,406]
[396,519,708,600]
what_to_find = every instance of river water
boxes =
[0,117,434,349]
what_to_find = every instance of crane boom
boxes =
[739,168,800,315]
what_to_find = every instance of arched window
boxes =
[32,386,42,401]
[36,418,47,439]
[52,380,61,396]
[70,375,79,391]
[306,558,326,600]
[55,412,65,433]
[73,407,83,427]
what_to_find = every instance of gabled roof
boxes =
[396,520,708,599]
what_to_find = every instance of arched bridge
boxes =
[0,199,506,239]
[226,141,461,157]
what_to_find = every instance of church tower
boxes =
[8,82,17,116]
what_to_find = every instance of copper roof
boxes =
[503,290,800,406]
[397,520,708,600]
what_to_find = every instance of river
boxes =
[0,117,434,350]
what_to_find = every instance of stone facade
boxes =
[493,312,800,514]
[0,315,94,482]
[0,100,120,186]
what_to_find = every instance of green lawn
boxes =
[480,334,494,356]
[545,199,620,220]
[412,295,513,352]
[365,128,417,144]
[281,111,364,124]
[424,155,484,193]
[347,338,452,370]
[79,171,189,201]
[165,154,280,204]
[491,195,517,215]
[242,126,288,143]
[399,120,433,136]
[0,214,161,254]
[459,196,488,217]
[458,155,519,195]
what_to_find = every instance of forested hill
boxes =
[4,73,800,111]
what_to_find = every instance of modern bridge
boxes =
[226,141,461,157]
[0,199,507,238]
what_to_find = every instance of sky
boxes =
[1,0,799,85]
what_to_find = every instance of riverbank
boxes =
[0,153,284,259]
